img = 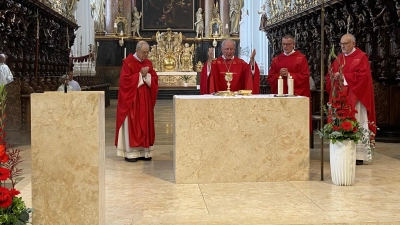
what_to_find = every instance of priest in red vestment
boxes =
[326,34,376,165]
[267,34,310,97]
[115,41,159,162]
[200,39,260,94]
[268,34,311,134]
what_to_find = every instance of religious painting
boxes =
[141,0,195,31]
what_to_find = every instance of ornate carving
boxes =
[155,28,194,72]
[208,2,222,38]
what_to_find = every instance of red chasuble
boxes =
[200,57,260,94]
[326,48,376,134]
[115,54,159,148]
[267,51,310,97]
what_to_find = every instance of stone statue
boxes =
[194,8,204,38]
[66,0,79,15]
[180,43,194,72]
[258,4,267,31]
[91,0,106,33]
[131,7,142,38]
[229,0,241,35]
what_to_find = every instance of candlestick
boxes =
[124,47,126,59]
[212,39,217,59]
[288,75,294,96]
[278,76,283,96]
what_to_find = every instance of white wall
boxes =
[239,0,269,75]
[73,1,95,57]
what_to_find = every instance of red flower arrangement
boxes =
[0,85,31,224]
[318,46,376,161]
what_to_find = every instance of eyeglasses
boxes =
[223,48,235,52]
[282,43,293,46]
[339,42,352,46]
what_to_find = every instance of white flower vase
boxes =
[329,140,356,186]
[184,82,188,87]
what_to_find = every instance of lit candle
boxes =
[278,76,283,96]
[288,75,294,96]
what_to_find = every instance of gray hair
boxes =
[136,41,149,51]
[348,34,356,42]
[282,34,295,43]
[59,75,67,83]
[221,39,236,49]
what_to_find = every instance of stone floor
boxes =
[9,99,400,224]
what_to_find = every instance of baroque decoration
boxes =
[208,2,223,38]
[148,28,195,72]
[40,0,80,23]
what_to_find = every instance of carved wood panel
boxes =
[264,0,400,127]
[0,0,78,130]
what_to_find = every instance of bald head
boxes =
[340,34,356,54]
[136,41,150,60]
[0,54,6,63]
[221,39,236,49]
[136,41,149,51]
[221,39,236,59]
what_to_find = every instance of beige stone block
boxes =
[31,92,105,225]
[174,95,309,183]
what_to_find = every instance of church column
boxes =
[204,0,214,37]
[105,0,117,34]
[220,0,229,37]
[124,0,132,35]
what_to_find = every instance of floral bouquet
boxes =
[318,46,376,161]
[0,85,31,225]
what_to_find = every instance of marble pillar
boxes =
[31,92,105,225]
[124,0,132,35]
[105,0,117,34]
[220,0,230,37]
[174,95,310,184]
[204,0,214,37]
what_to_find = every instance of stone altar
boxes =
[173,95,310,184]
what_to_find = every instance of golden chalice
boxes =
[214,72,236,96]
[225,72,233,92]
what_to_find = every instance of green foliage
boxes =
[0,197,32,225]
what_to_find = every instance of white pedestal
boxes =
[330,140,356,186]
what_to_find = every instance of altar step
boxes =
[110,87,200,100]
[375,126,400,143]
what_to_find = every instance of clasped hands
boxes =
[280,68,289,77]
[333,72,341,80]
[140,67,149,78]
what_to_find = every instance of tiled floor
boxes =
[10,99,400,224]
